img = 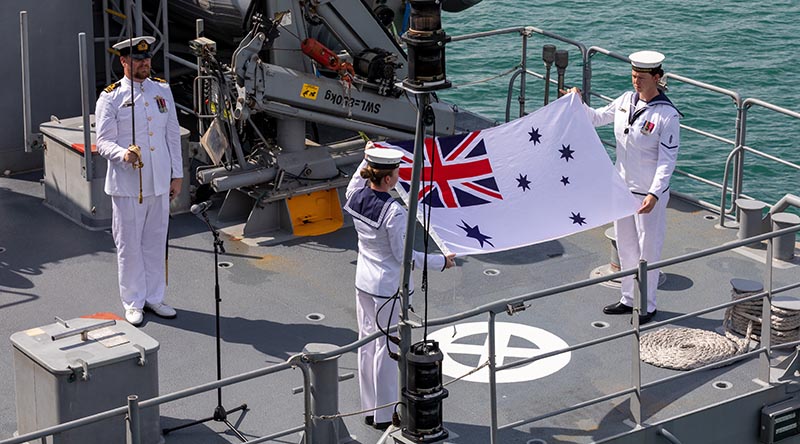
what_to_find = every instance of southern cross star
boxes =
[458,220,495,248]
[569,212,587,226]
[517,174,531,191]
[528,127,542,145]
[559,144,575,162]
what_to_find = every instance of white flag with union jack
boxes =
[374,93,639,256]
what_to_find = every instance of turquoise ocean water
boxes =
[439,1,800,212]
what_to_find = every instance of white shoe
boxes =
[125,308,144,326]
[145,302,177,319]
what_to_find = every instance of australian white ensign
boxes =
[375,93,639,256]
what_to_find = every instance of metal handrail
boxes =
[490,281,799,431]
[454,30,799,226]
[449,26,588,120]
[8,18,800,444]
[485,226,798,441]
[5,223,795,444]
[582,53,747,218]
[718,98,800,226]
[720,142,800,227]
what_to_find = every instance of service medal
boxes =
[641,120,655,135]
[155,96,167,113]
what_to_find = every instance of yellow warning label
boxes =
[300,84,319,100]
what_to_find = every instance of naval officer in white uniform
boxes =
[344,143,456,429]
[96,36,183,326]
[574,51,681,324]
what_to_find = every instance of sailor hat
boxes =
[113,36,156,59]
[366,148,403,169]
[629,50,665,72]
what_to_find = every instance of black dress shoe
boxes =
[373,421,392,430]
[364,415,374,426]
[603,302,633,315]
[638,310,657,325]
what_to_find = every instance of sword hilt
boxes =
[128,144,144,204]
[128,144,144,168]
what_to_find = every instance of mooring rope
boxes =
[640,325,752,371]
[724,287,800,344]
[642,286,800,370]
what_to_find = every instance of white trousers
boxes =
[111,194,169,310]
[615,192,669,313]
[356,289,399,424]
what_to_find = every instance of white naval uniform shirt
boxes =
[345,160,446,298]
[583,91,681,197]
[96,77,183,196]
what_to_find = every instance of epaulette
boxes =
[103,81,121,93]
[151,77,168,83]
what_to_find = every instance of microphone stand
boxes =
[162,208,248,441]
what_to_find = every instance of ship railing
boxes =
[96,4,800,224]
[1,229,798,444]
[8,17,793,444]
[0,359,307,444]
[446,29,800,226]
[568,48,799,224]
[416,224,800,444]
[718,98,800,227]
[99,10,799,225]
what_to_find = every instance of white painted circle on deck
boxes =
[428,322,571,383]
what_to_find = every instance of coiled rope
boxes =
[642,284,800,370]
[724,287,800,344]
[640,325,751,371]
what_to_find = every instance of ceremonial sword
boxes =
[127,12,144,204]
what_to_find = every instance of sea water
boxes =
[441,1,800,210]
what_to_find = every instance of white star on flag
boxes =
[376,93,639,256]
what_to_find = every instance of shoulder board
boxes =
[151,77,168,83]
[103,81,121,93]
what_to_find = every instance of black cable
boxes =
[422,103,436,342]
[281,166,342,182]
[376,291,401,360]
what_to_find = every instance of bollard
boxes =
[771,212,800,261]
[542,45,556,105]
[554,50,569,97]
[602,227,665,288]
[605,227,620,272]
[300,343,352,444]
[731,278,763,296]
[735,198,768,245]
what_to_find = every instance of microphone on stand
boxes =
[191,201,213,215]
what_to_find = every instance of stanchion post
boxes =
[630,260,647,425]
[488,311,498,444]
[126,395,141,444]
[300,343,351,443]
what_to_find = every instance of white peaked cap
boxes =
[629,50,665,71]
[112,36,156,59]
[366,148,403,169]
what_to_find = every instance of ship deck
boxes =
[1,170,799,444]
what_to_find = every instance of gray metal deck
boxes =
[2,170,798,443]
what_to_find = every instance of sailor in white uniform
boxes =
[577,51,681,324]
[96,36,183,326]
[344,143,456,429]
